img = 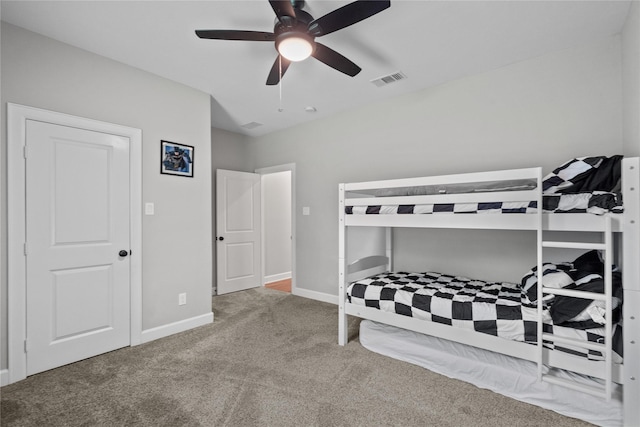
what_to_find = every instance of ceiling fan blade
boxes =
[266,55,291,85]
[195,30,275,41]
[312,43,361,77]
[269,0,297,27]
[308,0,390,37]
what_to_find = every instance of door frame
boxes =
[6,103,142,384]
[256,164,296,294]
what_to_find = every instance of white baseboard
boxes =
[0,369,9,386]
[264,272,292,284]
[293,288,338,305]
[140,312,214,344]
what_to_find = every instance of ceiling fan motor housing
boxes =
[274,8,316,58]
[291,0,305,10]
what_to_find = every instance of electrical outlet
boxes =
[178,293,186,305]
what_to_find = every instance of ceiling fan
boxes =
[195,0,391,85]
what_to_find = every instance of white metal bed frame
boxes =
[338,157,640,425]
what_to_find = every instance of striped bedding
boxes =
[345,192,621,215]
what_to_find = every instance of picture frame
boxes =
[161,140,194,177]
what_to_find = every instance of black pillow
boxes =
[572,250,604,276]
[569,155,622,193]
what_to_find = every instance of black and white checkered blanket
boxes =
[543,155,622,194]
[347,271,622,361]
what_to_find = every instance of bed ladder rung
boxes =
[541,241,606,250]
[542,374,610,400]
[541,333,606,352]
[541,287,607,301]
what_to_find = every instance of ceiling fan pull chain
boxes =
[278,55,284,112]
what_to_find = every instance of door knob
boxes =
[119,250,129,257]
[218,236,224,241]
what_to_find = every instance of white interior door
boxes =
[25,120,131,375]
[216,169,261,295]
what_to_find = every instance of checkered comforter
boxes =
[347,271,622,361]
[345,156,623,216]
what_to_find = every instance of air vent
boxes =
[370,71,407,87]
[240,122,263,130]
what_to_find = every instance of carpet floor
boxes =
[1,287,590,426]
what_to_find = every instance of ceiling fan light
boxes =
[278,36,313,62]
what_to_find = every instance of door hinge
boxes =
[24,339,29,353]
[23,145,28,159]
[23,242,28,256]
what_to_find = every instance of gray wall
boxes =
[623,0,640,156]
[211,126,252,173]
[1,23,213,370]
[248,35,625,295]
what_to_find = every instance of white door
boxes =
[25,120,131,375]
[216,169,261,294]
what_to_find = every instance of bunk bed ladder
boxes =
[537,215,614,401]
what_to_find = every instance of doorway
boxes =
[257,164,295,294]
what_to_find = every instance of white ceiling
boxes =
[0,0,632,136]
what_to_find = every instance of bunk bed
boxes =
[338,156,640,426]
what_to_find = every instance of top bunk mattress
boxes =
[345,192,622,215]
[344,156,623,216]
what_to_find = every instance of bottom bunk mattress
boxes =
[347,271,622,362]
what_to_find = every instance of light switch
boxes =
[145,202,155,215]
[302,206,310,216]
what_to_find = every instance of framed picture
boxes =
[161,140,194,177]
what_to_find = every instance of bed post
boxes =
[338,183,348,345]
[622,157,640,426]
[386,227,393,271]
[535,166,544,382]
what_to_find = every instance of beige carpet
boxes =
[1,287,590,426]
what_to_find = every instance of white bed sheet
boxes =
[359,319,622,427]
